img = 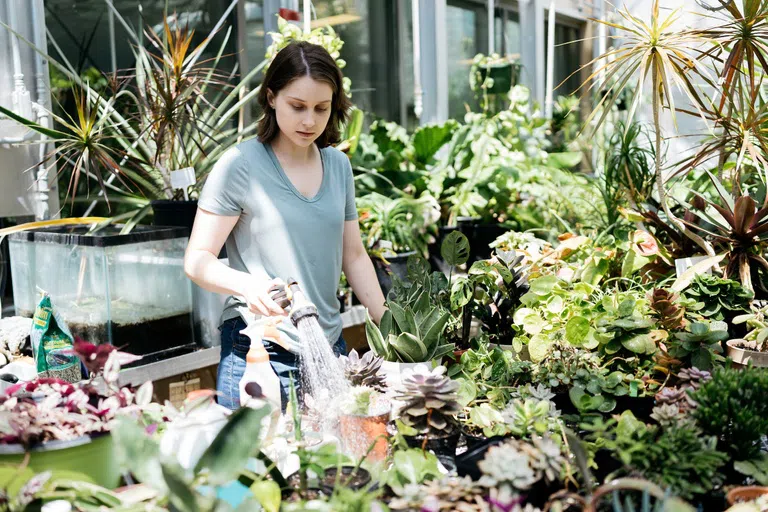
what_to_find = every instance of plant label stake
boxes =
[170,167,196,201]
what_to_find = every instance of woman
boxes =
[184,41,387,410]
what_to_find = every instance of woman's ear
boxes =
[266,88,276,109]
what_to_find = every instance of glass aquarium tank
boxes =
[9,225,195,363]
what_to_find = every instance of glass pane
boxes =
[505,12,521,59]
[494,14,503,55]
[45,0,236,75]
[400,0,418,130]
[555,24,581,96]
[446,4,478,120]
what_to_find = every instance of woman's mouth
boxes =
[297,131,315,138]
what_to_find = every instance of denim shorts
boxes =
[216,317,347,410]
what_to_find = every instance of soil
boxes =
[67,314,195,356]
[321,467,371,491]
[20,308,195,361]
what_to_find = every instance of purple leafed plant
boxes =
[0,340,150,448]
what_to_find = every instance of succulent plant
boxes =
[339,349,387,392]
[340,386,374,416]
[654,387,687,407]
[501,398,561,439]
[647,288,686,331]
[389,476,489,511]
[396,365,460,435]
[684,273,753,322]
[650,403,688,428]
[478,436,565,492]
[677,367,711,390]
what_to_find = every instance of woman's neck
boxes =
[271,133,316,164]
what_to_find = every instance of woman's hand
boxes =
[243,277,289,317]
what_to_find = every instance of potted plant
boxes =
[272,377,371,504]
[394,364,461,467]
[338,386,391,461]
[0,341,146,491]
[470,53,522,97]
[337,351,392,460]
[730,304,768,368]
[357,192,440,296]
[459,403,509,451]
[466,250,530,348]
[475,435,566,507]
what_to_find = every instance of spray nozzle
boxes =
[269,277,318,327]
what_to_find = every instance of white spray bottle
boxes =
[239,319,283,442]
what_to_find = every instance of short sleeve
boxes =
[198,147,249,216]
[343,157,358,221]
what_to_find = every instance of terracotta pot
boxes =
[339,410,390,461]
[727,486,768,505]
[727,339,768,369]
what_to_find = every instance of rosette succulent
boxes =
[339,349,387,392]
[396,365,460,435]
[478,436,565,492]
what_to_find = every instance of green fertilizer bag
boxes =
[31,294,83,383]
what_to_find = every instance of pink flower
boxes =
[632,230,659,257]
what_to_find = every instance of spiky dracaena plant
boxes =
[396,365,460,436]
[576,0,715,257]
[338,349,387,392]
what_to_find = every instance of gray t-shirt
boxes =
[198,139,357,353]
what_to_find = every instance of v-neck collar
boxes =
[265,142,327,203]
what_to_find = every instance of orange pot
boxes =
[339,411,390,461]
[727,486,768,505]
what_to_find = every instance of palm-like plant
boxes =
[578,0,715,256]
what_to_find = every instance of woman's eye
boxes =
[316,108,329,113]
[291,105,305,111]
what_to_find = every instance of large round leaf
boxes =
[441,231,470,266]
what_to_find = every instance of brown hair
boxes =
[257,41,351,148]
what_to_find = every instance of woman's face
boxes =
[269,75,334,148]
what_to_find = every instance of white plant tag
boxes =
[171,167,196,189]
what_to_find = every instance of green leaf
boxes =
[565,317,590,346]
[389,301,417,335]
[451,277,474,310]
[691,348,712,371]
[547,151,583,169]
[250,480,281,512]
[621,332,657,354]
[528,334,552,362]
[441,230,470,266]
[162,463,200,512]
[421,310,451,352]
[112,417,166,493]
[392,332,427,362]
[618,298,637,317]
[194,405,270,485]
[412,120,458,166]
[456,377,478,407]
[0,104,70,139]
[530,275,558,296]
[366,310,389,359]
[597,397,617,413]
